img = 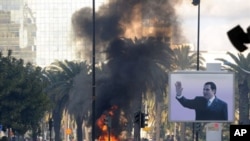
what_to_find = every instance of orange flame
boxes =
[97,105,119,141]
[98,134,119,141]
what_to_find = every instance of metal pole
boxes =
[192,123,194,141]
[196,131,199,141]
[108,126,110,141]
[196,3,200,71]
[195,3,200,141]
[92,0,96,141]
[194,2,201,141]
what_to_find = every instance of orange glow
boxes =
[98,134,119,141]
[120,3,172,40]
[122,3,143,38]
[97,105,119,141]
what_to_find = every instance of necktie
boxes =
[207,101,211,107]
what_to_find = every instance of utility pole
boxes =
[195,1,201,140]
[195,123,201,141]
[196,1,200,71]
[92,0,96,141]
[191,1,201,141]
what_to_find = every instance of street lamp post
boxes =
[191,0,201,70]
[195,2,201,141]
[196,2,200,71]
[192,1,201,141]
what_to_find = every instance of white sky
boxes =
[26,0,107,66]
[175,0,250,52]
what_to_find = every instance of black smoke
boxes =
[95,37,174,137]
[71,0,184,138]
[71,0,184,61]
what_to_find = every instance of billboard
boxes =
[168,71,235,122]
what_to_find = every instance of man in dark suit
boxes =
[175,81,228,120]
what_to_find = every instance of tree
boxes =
[216,52,250,124]
[67,61,92,141]
[43,60,86,141]
[173,44,205,70]
[104,37,174,139]
[172,45,206,141]
[0,50,50,139]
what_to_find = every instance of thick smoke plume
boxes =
[95,37,173,137]
[71,0,184,139]
[71,0,184,61]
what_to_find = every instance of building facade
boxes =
[0,0,36,64]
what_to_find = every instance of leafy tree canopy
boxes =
[0,50,50,135]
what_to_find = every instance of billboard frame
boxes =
[168,71,235,122]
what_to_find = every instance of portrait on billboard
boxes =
[168,71,235,122]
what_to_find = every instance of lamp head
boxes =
[192,0,200,6]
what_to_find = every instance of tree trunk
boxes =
[238,79,250,124]
[132,90,142,141]
[155,103,162,141]
[76,116,83,141]
[53,109,63,141]
[31,125,39,141]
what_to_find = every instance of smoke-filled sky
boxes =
[71,0,250,54]
[70,0,250,113]
[26,0,250,66]
[71,0,184,62]
[176,0,250,52]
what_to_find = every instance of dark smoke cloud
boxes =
[95,37,173,137]
[71,6,124,43]
[71,0,184,138]
[71,0,184,61]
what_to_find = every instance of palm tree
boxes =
[105,37,174,139]
[172,44,206,141]
[173,44,205,70]
[43,60,84,141]
[67,61,92,141]
[216,52,250,124]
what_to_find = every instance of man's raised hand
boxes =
[175,81,183,96]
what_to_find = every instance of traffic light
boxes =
[140,113,148,128]
[104,115,111,127]
[192,0,200,6]
[195,123,201,132]
[134,111,141,124]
